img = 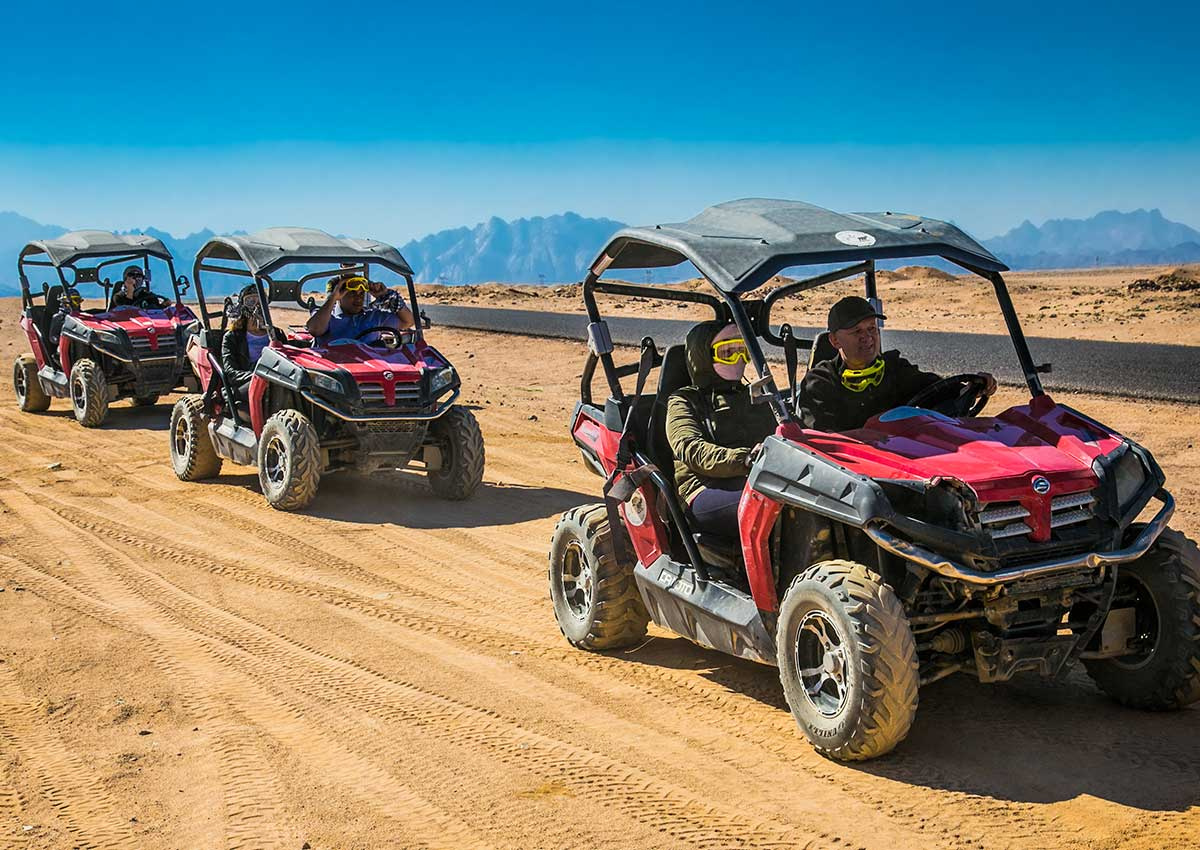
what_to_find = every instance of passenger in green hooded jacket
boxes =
[665,321,777,538]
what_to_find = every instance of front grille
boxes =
[979,491,1097,542]
[359,381,423,410]
[131,334,176,357]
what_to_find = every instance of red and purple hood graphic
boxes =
[78,304,196,352]
[795,398,1122,503]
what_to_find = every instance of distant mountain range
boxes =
[2,207,1199,296]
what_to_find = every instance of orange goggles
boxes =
[712,337,750,365]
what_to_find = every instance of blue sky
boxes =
[2,0,1197,241]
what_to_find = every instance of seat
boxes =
[809,331,837,369]
[645,344,690,474]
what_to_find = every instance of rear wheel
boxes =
[426,405,485,500]
[169,395,222,481]
[548,504,649,650]
[13,355,50,412]
[69,358,109,427]
[257,409,321,511]
[1084,529,1200,710]
[777,559,919,761]
[133,393,160,407]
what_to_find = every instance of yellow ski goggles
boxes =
[343,276,370,292]
[712,337,750,365]
[840,357,886,392]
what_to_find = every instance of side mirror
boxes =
[420,310,432,330]
[176,275,191,296]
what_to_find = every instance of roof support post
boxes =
[989,272,1045,397]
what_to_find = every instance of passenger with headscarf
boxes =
[665,321,777,538]
[221,284,275,405]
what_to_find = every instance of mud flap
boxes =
[635,554,776,665]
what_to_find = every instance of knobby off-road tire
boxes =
[427,405,485,500]
[13,355,50,412]
[549,504,649,650]
[69,358,109,427]
[169,395,222,481]
[1084,528,1200,710]
[133,393,160,407]
[777,559,919,761]
[257,409,321,511]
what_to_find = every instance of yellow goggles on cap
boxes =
[840,357,885,392]
[343,276,370,292]
[712,337,750,365]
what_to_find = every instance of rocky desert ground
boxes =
[0,284,1197,850]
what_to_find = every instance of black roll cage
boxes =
[582,254,1046,423]
[18,250,184,312]
[192,251,423,344]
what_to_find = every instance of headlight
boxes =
[308,370,344,394]
[1112,450,1147,508]
[429,366,455,394]
[93,330,123,347]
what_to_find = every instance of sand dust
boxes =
[0,297,1197,849]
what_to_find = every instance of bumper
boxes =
[299,387,460,422]
[865,489,1175,586]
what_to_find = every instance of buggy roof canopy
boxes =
[594,198,1007,293]
[20,230,173,267]
[196,227,413,277]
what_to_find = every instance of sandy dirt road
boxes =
[0,311,1197,849]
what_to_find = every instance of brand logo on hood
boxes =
[1031,476,1051,495]
[382,371,393,381]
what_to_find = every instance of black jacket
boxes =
[221,327,281,388]
[797,350,940,433]
[112,288,170,310]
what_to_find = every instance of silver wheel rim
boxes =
[264,435,288,488]
[560,540,594,620]
[71,374,87,413]
[795,610,849,717]
[14,364,27,402]
[173,414,190,459]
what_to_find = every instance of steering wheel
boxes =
[906,373,991,417]
[353,326,404,348]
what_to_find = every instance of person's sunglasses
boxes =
[712,338,750,365]
[127,271,144,280]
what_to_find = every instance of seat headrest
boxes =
[657,344,691,397]
[809,331,838,369]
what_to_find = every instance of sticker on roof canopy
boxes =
[835,230,877,247]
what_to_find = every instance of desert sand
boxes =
[0,295,1197,849]
[416,264,1200,346]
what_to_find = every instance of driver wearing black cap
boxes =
[797,296,996,432]
[110,265,171,310]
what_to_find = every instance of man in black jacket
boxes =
[798,296,996,432]
[111,266,171,310]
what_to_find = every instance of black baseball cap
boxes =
[123,265,144,279]
[828,296,886,332]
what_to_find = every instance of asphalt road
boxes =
[425,305,1199,404]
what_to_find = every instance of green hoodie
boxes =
[665,321,778,505]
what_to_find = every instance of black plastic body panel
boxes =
[634,554,777,665]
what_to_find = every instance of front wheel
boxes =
[426,405,485,500]
[13,355,50,412]
[548,504,649,650]
[257,409,321,511]
[777,559,919,761]
[69,358,109,427]
[1084,529,1200,710]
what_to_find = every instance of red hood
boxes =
[795,398,1122,503]
[278,339,448,384]
[78,305,195,352]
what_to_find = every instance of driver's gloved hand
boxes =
[373,289,406,314]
